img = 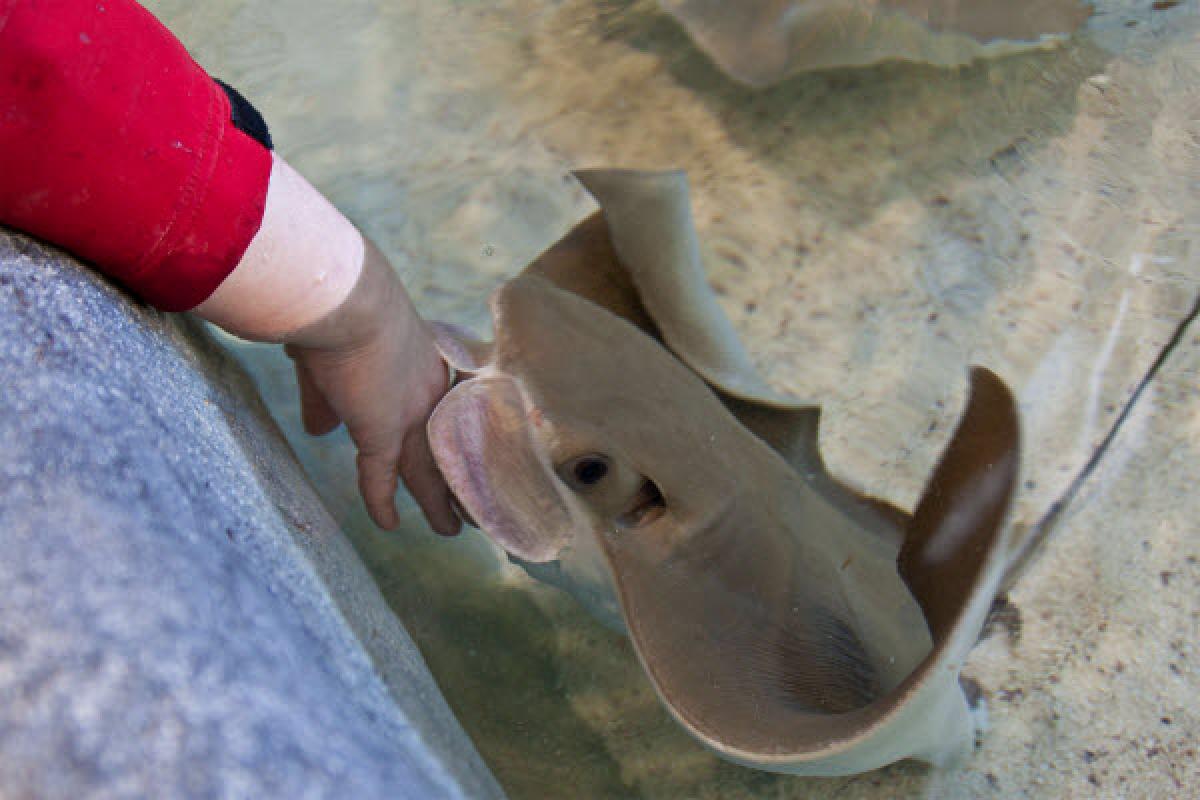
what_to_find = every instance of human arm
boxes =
[0,0,459,533]
[196,153,461,535]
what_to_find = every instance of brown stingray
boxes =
[427,170,1020,774]
[659,0,1093,86]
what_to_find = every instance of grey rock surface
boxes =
[0,230,505,800]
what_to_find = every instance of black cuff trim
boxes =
[215,78,273,151]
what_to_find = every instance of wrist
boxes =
[283,237,409,352]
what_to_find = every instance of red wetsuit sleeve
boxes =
[0,0,272,311]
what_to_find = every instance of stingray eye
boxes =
[562,454,610,491]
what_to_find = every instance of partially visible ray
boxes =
[658,0,1093,86]
[883,0,1093,42]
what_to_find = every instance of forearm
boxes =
[194,153,365,342]
[1,0,456,534]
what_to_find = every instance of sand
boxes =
[145,0,1200,795]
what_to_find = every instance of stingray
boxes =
[427,169,1020,774]
[657,0,1093,86]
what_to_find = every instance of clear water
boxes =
[145,1,1200,796]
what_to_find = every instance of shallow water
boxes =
[147,1,1200,796]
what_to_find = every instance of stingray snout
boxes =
[429,369,670,563]
[428,374,574,563]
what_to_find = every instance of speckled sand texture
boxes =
[145,0,1199,796]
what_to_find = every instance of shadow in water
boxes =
[356,529,633,798]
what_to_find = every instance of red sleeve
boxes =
[0,0,272,311]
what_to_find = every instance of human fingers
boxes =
[399,428,462,537]
[292,360,341,435]
[356,447,402,531]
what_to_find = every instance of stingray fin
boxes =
[882,0,1093,42]
[572,169,800,408]
[430,321,494,375]
[720,392,911,548]
[520,211,660,337]
[900,366,1021,638]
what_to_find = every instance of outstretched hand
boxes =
[285,240,461,536]
[195,153,460,536]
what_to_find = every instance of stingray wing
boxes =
[573,169,796,407]
[609,366,1019,774]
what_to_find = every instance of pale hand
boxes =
[196,154,460,535]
